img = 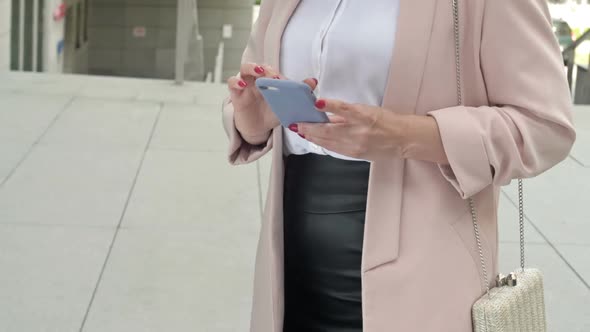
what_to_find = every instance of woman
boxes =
[222,0,576,331]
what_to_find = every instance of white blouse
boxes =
[280,0,400,160]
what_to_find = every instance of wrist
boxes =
[237,125,272,146]
[397,115,415,159]
[234,112,274,146]
[399,115,449,164]
[381,111,411,157]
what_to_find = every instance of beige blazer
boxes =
[222,0,576,331]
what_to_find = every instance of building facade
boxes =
[87,0,252,81]
[0,0,11,71]
[4,0,253,81]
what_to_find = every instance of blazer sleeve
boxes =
[221,0,275,165]
[427,0,576,199]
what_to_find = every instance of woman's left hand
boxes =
[291,99,408,161]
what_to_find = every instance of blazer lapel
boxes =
[265,2,300,331]
[363,0,439,272]
[267,0,301,189]
[266,0,301,165]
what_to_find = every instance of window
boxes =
[84,0,89,42]
[76,3,82,49]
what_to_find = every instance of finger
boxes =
[271,72,287,80]
[328,114,347,124]
[257,64,282,79]
[227,76,248,92]
[298,122,341,141]
[315,98,364,122]
[302,77,319,91]
[239,63,270,79]
[315,98,352,115]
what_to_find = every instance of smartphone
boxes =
[255,78,330,127]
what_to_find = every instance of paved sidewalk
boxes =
[0,71,588,331]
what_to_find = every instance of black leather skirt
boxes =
[283,154,370,332]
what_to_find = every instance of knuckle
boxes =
[368,111,379,123]
[367,110,381,123]
[340,103,353,112]
[242,63,256,73]
[349,103,363,113]
[341,103,360,114]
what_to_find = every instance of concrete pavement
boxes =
[0,71,588,331]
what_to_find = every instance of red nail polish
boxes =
[288,124,299,133]
[298,134,306,139]
[273,75,281,79]
[238,80,247,88]
[312,78,318,85]
[315,99,326,109]
[255,66,265,74]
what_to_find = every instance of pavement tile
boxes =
[76,74,172,101]
[570,129,590,167]
[149,103,227,152]
[39,98,160,151]
[77,84,140,101]
[497,193,545,244]
[503,159,590,245]
[8,79,84,96]
[570,107,590,166]
[194,84,229,105]
[554,244,590,288]
[0,224,113,332]
[573,105,590,131]
[0,141,31,184]
[0,92,71,142]
[82,228,255,332]
[121,150,260,230]
[137,83,198,104]
[0,147,143,226]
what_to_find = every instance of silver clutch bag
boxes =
[451,1,548,331]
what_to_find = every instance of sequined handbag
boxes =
[451,0,548,331]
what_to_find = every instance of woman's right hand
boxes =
[227,63,318,144]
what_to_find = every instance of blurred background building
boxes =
[0,0,10,71]
[4,0,253,81]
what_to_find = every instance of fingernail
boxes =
[288,124,299,133]
[315,99,326,109]
[298,134,306,139]
[255,66,265,74]
[312,78,318,85]
[273,75,280,79]
[238,80,247,88]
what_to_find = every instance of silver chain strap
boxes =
[452,0,526,296]
[518,179,524,271]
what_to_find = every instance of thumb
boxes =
[302,77,319,91]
